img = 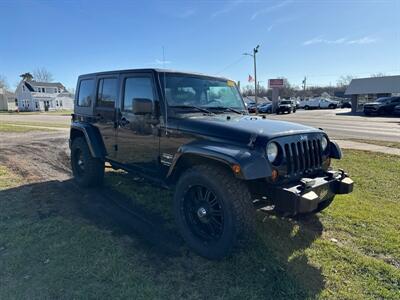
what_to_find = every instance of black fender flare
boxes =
[329,141,342,159]
[167,140,272,180]
[70,122,107,158]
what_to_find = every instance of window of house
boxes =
[60,100,63,106]
[123,77,154,111]
[22,85,25,91]
[56,100,59,106]
[35,102,38,109]
[97,78,118,108]
[77,79,94,107]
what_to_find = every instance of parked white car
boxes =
[299,98,339,110]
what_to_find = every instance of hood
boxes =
[176,114,321,144]
[365,102,385,106]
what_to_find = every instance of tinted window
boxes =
[391,97,400,103]
[123,77,154,111]
[77,79,94,107]
[97,78,118,108]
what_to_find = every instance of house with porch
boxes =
[15,79,74,111]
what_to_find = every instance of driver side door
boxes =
[116,73,160,175]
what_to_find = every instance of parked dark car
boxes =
[70,69,353,259]
[276,100,296,114]
[258,102,272,114]
[341,101,352,109]
[394,104,400,115]
[364,97,400,115]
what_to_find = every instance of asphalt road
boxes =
[267,108,400,142]
[1,108,399,142]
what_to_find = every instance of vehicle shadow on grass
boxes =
[0,175,325,299]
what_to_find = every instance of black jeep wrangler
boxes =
[70,69,353,259]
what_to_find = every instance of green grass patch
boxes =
[0,110,72,116]
[0,151,399,299]
[0,165,21,190]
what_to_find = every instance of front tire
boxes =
[71,137,104,187]
[173,165,255,259]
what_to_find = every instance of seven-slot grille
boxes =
[283,138,323,176]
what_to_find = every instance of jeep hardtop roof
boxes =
[78,68,233,82]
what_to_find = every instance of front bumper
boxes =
[268,170,353,215]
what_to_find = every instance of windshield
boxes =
[163,75,245,110]
[281,100,291,104]
[376,97,390,103]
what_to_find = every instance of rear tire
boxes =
[304,105,310,110]
[173,165,255,259]
[71,137,104,187]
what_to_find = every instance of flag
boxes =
[248,75,254,82]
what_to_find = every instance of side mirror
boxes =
[132,98,152,115]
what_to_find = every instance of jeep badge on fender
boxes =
[69,69,354,260]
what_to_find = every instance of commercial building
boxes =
[345,75,400,112]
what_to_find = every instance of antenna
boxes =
[162,46,168,135]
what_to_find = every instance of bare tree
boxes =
[0,75,9,89]
[336,75,354,88]
[33,67,54,82]
[370,72,386,77]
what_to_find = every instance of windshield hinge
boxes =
[247,134,257,148]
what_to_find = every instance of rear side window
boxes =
[123,77,154,111]
[97,78,118,108]
[77,79,94,107]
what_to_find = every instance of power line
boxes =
[214,55,246,75]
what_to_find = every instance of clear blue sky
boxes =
[1,0,399,91]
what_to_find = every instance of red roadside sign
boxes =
[268,79,284,88]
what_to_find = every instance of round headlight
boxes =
[267,142,279,162]
[321,136,328,151]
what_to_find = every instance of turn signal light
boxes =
[232,164,241,174]
[271,169,279,182]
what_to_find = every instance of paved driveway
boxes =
[267,108,400,142]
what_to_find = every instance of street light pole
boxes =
[244,45,260,114]
[253,48,258,114]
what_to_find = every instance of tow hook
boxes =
[338,168,348,180]
[300,178,316,191]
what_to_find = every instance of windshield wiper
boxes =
[208,106,244,114]
[169,105,213,114]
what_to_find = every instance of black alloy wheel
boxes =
[182,185,224,242]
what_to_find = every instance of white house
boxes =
[0,88,17,111]
[15,80,74,111]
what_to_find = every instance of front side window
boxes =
[123,77,154,111]
[77,79,94,107]
[97,78,118,108]
[163,75,244,110]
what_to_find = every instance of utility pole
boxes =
[244,45,260,114]
[302,76,307,96]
